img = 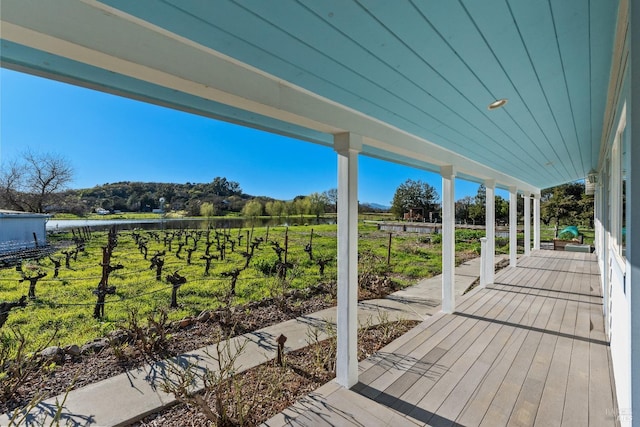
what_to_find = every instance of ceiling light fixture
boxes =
[488,98,508,110]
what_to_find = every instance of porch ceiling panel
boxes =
[0,0,618,191]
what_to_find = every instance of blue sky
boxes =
[0,68,501,205]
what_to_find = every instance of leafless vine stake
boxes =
[48,256,61,278]
[93,226,121,319]
[200,254,218,276]
[304,228,314,261]
[138,238,148,259]
[150,251,165,281]
[185,245,196,265]
[166,271,187,308]
[316,256,332,277]
[0,296,28,328]
[271,241,285,262]
[221,268,242,297]
[19,270,47,300]
[61,249,76,269]
[217,242,226,261]
[175,243,184,259]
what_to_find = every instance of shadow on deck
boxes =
[263,251,619,427]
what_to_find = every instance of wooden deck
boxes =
[265,251,619,426]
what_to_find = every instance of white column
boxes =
[598,179,609,338]
[523,192,531,256]
[334,132,361,388]
[509,186,518,267]
[533,194,541,250]
[479,237,488,287]
[441,165,456,313]
[485,180,496,284]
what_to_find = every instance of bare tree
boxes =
[0,150,73,212]
[323,188,337,212]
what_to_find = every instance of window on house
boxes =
[620,129,626,258]
[610,113,626,262]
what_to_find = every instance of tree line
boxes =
[1,151,593,227]
[390,179,594,228]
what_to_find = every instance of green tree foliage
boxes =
[390,179,439,219]
[54,177,245,215]
[186,199,202,217]
[455,187,509,225]
[265,200,285,218]
[541,182,592,229]
[307,192,329,222]
[242,199,263,218]
[495,195,509,224]
[284,200,297,217]
[293,197,311,219]
[138,193,158,212]
[455,196,474,224]
[200,202,216,217]
[210,177,241,196]
[467,185,486,225]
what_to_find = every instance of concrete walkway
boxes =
[1,255,507,426]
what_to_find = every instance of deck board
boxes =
[266,251,619,427]
[454,266,552,426]
[368,251,617,427]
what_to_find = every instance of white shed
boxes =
[0,210,49,254]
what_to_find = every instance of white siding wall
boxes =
[595,1,635,421]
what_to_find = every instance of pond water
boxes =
[46,217,336,232]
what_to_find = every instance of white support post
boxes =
[533,194,541,250]
[523,192,531,256]
[334,132,361,388]
[441,165,456,313]
[509,186,518,268]
[598,178,610,338]
[485,180,496,284]
[479,237,488,288]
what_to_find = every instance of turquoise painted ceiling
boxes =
[0,0,619,191]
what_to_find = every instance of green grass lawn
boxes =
[1,223,507,353]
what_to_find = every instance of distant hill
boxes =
[51,178,339,217]
[56,177,254,216]
[361,202,390,212]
